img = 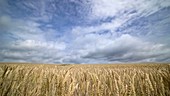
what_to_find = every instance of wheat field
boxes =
[0,63,170,96]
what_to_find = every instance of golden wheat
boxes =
[0,63,170,96]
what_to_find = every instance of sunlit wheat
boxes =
[0,63,169,96]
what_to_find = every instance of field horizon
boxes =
[0,62,170,65]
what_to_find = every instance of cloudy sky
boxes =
[0,0,170,64]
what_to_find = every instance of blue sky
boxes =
[0,0,170,64]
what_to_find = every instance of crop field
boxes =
[0,63,170,96]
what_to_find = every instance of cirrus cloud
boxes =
[0,0,170,64]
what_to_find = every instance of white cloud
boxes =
[90,0,170,20]
[0,14,67,63]
[15,40,66,50]
[71,0,170,37]
[0,39,67,63]
[79,34,169,63]
[56,32,170,63]
[90,0,127,19]
[0,15,59,41]
[0,0,170,64]
[72,18,128,37]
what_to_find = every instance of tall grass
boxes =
[0,63,170,96]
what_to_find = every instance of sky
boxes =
[0,0,170,64]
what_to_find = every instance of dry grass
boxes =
[0,63,170,96]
